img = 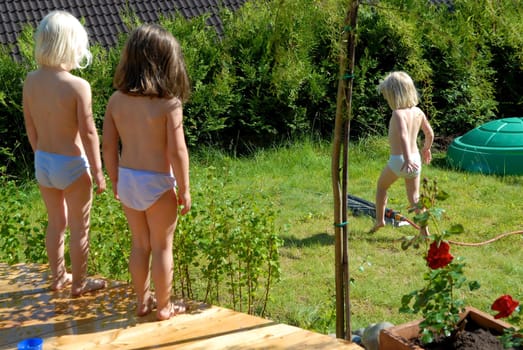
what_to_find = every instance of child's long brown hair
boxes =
[113,24,190,101]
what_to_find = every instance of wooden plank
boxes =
[45,306,272,349]
[0,263,362,349]
[0,263,50,294]
[0,281,134,349]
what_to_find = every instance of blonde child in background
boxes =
[103,24,191,321]
[371,71,434,234]
[22,11,107,296]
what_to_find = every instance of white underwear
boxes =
[35,150,89,189]
[387,153,421,178]
[117,167,175,211]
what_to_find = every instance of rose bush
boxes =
[491,295,522,349]
[398,178,521,348]
[399,178,480,344]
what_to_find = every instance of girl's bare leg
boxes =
[123,206,155,316]
[145,189,182,321]
[404,176,429,236]
[39,186,71,290]
[371,166,398,233]
[66,172,106,296]
[404,176,420,209]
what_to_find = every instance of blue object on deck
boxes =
[17,338,43,350]
[447,117,523,175]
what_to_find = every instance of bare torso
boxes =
[23,67,87,155]
[388,106,426,156]
[105,91,181,173]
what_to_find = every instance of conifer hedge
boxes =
[1,0,522,176]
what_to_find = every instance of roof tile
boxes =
[1,0,247,59]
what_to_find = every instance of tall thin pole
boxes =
[331,0,359,340]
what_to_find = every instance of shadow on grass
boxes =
[282,232,334,248]
[281,228,411,249]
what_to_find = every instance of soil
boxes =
[411,317,522,350]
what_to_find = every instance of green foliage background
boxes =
[0,166,283,316]
[1,0,522,176]
[1,0,522,331]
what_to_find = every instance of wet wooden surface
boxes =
[0,263,362,349]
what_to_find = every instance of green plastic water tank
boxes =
[446,117,523,175]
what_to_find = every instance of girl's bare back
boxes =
[105,91,182,174]
[388,106,426,155]
[23,67,89,156]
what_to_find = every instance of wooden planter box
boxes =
[378,306,513,350]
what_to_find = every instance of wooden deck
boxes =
[0,263,362,349]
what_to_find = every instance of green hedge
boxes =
[1,0,522,176]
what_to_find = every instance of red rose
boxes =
[426,241,453,269]
[491,295,520,319]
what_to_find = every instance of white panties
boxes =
[117,167,175,211]
[387,153,421,178]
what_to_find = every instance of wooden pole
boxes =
[331,0,359,340]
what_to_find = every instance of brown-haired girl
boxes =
[103,24,191,320]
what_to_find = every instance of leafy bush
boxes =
[0,167,283,316]
[1,0,523,174]
[0,178,46,264]
[174,166,283,315]
[88,184,132,281]
[0,39,33,177]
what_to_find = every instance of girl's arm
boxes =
[22,78,38,152]
[420,113,434,164]
[166,101,191,215]
[102,97,120,199]
[76,78,106,194]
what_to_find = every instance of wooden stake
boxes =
[331,0,359,340]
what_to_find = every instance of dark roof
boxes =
[0,0,247,58]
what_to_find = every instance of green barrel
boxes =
[446,117,523,175]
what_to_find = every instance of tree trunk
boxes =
[331,0,359,340]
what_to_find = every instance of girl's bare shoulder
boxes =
[412,106,426,118]
[162,96,182,110]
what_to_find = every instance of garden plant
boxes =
[397,178,521,348]
[0,0,522,338]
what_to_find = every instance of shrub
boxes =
[1,0,523,175]
[0,178,46,264]
[174,166,283,315]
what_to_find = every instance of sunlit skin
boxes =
[104,92,191,320]
[23,65,106,296]
[103,25,191,320]
[371,72,434,236]
[372,106,433,234]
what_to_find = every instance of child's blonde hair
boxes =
[113,24,190,101]
[378,71,419,110]
[34,11,92,70]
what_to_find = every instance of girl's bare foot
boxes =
[51,272,72,291]
[157,301,186,321]
[369,222,385,233]
[72,278,106,297]
[137,294,157,317]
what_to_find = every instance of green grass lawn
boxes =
[190,137,523,334]
[2,137,522,335]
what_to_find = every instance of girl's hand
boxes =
[177,189,191,215]
[422,148,432,164]
[401,160,419,175]
[94,172,106,194]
